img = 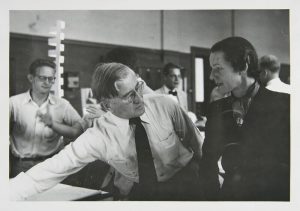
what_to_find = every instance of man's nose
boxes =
[133,91,143,104]
[44,79,52,84]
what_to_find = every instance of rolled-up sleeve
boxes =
[171,102,203,161]
[63,100,82,126]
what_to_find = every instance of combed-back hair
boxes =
[162,62,181,76]
[259,55,280,73]
[91,63,130,102]
[211,36,259,79]
[105,47,137,72]
[29,58,56,75]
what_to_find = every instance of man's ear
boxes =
[259,68,268,78]
[243,62,249,73]
[239,63,248,75]
[114,81,121,93]
[27,74,34,83]
[262,69,268,78]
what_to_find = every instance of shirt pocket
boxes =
[109,158,138,179]
[156,130,181,163]
[158,130,177,148]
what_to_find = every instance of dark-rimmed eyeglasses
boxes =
[35,75,56,83]
[120,80,145,103]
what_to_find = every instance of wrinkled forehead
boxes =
[115,69,138,96]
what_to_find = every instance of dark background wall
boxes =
[9,33,290,118]
[9,33,194,115]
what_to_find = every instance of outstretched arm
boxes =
[10,128,106,200]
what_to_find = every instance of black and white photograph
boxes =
[1,0,300,210]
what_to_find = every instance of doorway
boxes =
[190,47,214,117]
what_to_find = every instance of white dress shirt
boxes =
[10,94,203,200]
[161,85,179,103]
[155,85,188,111]
[266,78,290,94]
[9,91,82,158]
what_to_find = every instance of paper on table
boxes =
[26,183,106,201]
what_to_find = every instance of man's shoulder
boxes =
[10,92,29,103]
[144,93,178,109]
[257,86,289,101]
[50,95,71,105]
[266,80,290,94]
[253,86,290,113]
[177,89,187,97]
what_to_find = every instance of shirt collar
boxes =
[22,90,33,104]
[48,94,56,105]
[107,110,150,127]
[22,90,56,105]
[140,111,150,124]
[267,78,281,86]
[107,111,130,128]
[163,85,176,93]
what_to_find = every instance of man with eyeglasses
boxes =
[9,58,83,178]
[155,62,188,111]
[10,63,204,201]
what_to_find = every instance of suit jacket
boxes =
[155,86,188,111]
[200,86,290,201]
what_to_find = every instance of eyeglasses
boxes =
[120,81,145,103]
[35,75,56,83]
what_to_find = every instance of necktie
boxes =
[168,90,177,96]
[129,117,157,186]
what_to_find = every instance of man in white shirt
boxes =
[258,55,290,94]
[155,63,188,111]
[10,63,203,201]
[9,59,83,178]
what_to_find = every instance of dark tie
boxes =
[168,90,177,96]
[129,117,157,186]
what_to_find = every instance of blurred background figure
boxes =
[155,63,188,111]
[155,62,207,128]
[9,59,83,178]
[258,54,290,94]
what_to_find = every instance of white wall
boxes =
[10,10,290,63]
[10,10,161,49]
[164,10,232,51]
[235,10,290,63]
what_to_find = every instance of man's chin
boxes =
[135,106,145,117]
[40,88,51,93]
